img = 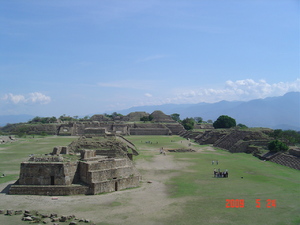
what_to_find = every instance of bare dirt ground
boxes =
[0,150,193,225]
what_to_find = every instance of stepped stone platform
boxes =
[194,129,271,153]
[9,137,141,195]
[269,153,300,170]
[193,129,229,145]
[165,123,185,135]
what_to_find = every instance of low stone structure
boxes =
[9,137,141,195]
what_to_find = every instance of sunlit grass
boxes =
[161,149,300,225]
[0,136,78,177]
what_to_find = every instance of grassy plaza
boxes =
[0,135,299,225]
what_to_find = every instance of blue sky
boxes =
[0,0,299,117]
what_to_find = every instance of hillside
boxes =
[0,92,299,130]
[118,92,300,130]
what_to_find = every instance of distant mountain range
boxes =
[117,92,300,130]
[0,92,299,130]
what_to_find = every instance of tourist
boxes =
[212,160,214,165]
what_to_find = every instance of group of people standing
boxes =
[213,168,228,178]
[212,160,228,178]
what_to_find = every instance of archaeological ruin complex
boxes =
[9,136,141,195]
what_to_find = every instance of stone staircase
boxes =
[269,153,300,170]
[194,130,228,145]
[164,123,185,135]
[214,130,248,151]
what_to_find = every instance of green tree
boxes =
[59,114,73,121]
[194,117,203,123]
[269,129,300,145]
[181,117,195,130]
[140,116,149,122]
[281,130,300,144]
[49,116,57,123]
[237,123,248,129]
[268,140,288,152]
[140,115,153,122]
[171,113,181,122]
[148,115,153,121]
[83,115,90,120]
[213,115,236,129]
[270,129,283,139]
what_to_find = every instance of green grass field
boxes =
[126,135,300,225]
[0,135,77,182]
[0,135,299,225]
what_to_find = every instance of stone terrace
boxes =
[269,153,300,170]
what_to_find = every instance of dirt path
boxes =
[0,152,191,225]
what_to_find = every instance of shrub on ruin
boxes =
[213,115,236,129]
[269,129,300,145]
[237,123,248,129]
[140,115,153,122]
[171,113,181,122]
[194,117,203,123]
[268,140,288,152]
[181,117,195,130]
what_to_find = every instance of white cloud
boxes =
[174,79,300,103]
[2,92,51,104]
[28,92,51,104]
[3,93,25,104]
[144,93,152,97]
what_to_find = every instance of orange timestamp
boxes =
[226,199,276,208]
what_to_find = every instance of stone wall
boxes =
[57,124,74,136]
[289,148,300,157]
[78,157,141,194]
[129,128,171,135]
[52,146,69,155]
[84,128,106,135]
[81,150,96,159]
[194,130,228,145]
[164,124,185,135]
[79,158,138,184]
[9,184,89,195]
[18,162,78,185]
[90,176,140,194]
[194,124,214,129]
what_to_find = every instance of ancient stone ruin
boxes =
[180,128,300,170]
[1,111,185,136]
[9,136,141,195]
